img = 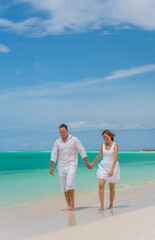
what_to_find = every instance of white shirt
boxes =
[50,135,87,169]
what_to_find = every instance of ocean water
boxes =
[0,151,155,208]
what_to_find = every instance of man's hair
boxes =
[59,124,68,130]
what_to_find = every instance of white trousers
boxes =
[58,166,77,192]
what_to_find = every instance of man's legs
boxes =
[58,169,70,210]
[65,167,76,210]
[64,191,71,210]
[69,189,75,209]
[64,189,75,210]
[59,167,76,211]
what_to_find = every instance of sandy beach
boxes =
[27,206,155,240]
[0,182,155,240]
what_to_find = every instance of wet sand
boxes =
[27,206,155,240]
[0,183,155,240]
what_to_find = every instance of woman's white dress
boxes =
[96,142,120,183]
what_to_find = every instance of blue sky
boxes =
[0,0,155,151]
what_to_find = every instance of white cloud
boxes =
[0,84,56,99]
[0,64,155,99]
[0,91,155,132]
[13,0,106,35]
[1,0,155,36]
[105,0,155,31]
[64,64,155,88]
[104,64,155,81]
[67,121,147,131]
[102,30,115,35]
[121,123,142,130]
[0,17,41,35]
[0,43,10,52]
[67,120,118,131]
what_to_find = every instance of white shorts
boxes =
[58,166,77,192]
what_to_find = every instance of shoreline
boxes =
[1,181,155,210]
[1,182,155,239]
[1,150,155,153]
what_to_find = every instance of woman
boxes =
[91,129,120,210]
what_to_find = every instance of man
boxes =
[50,124,92,211]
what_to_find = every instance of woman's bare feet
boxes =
[98,206,104,211]
[64,206,72,211]
[68,206,72,211]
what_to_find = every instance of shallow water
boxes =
[0,151,155,207]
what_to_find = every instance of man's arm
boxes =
[75,138,92,169]
[50,161,55,175]
[83,157,93,169]
[50,141,58,175]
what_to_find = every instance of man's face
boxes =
[59,127,68,140]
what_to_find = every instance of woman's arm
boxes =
[109,143,119,177]
[91,144,103,167]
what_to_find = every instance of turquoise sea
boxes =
[0,151,155,208]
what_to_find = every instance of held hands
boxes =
[86,162,93,169]
[87,162,94,169]
[84,157,93,170]
[90,163,94,168]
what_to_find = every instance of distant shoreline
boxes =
[0,150,155,153]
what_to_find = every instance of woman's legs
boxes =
[109,182,115,209]
[98,179,106,210]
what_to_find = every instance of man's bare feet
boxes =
[65,204,75,211]
[70,200,74,210]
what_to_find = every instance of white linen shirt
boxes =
[50,135,87,169]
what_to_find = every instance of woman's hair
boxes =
[102,129,115,141]
[59,124,68,130]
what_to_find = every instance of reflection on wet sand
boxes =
[98,210,105,217]
[66,206,89,227]
[98,208,115,217]
[109,208,115,216]
[66,206,115,226]
[67,211,77,227]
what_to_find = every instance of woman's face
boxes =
[103,133,112,143]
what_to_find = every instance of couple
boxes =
[50,124,120,211]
